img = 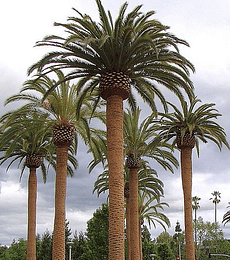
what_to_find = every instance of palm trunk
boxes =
[27,167,37,260]
[106,95,125,260]
[181,147,195,260]
[126,192,131,260]
[139,224,143,260]
[129,167,140,260]
[52,145,68,260]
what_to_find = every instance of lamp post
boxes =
[67,241,74,260]
[150,253,156,259]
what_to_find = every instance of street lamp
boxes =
[67,241,74,260]
[150,253,156,259]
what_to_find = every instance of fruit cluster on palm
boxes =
[0,0,229,260]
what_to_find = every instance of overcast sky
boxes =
[0,0,230,247]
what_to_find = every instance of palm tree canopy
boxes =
[210,191,221,204]
[138,191,170,230]
[155,96,230,156]
[28,0,194,113]
[124,107,178,172]
[192,196,201,211]
[5,70,106,153]
[93,162,164,201]
[0,111,56,181]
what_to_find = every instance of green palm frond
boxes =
[156,96,229,155]
[138,191,170,230]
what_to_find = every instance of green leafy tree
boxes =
[28,0,195,258]
[141,226,156,260]
[36,230,52,260]
[71,231,87,260]
[156,243,174,260]
[195,216,225,259]
[83,203,109,260]
[4,238,27,260]
[155,96,229,260]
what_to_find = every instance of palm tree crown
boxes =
[28,0,194,111]
[155,96,229,154]
[0,111,55,180]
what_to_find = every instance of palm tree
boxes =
[192,196,201,246]
[155,96,229,260]
[0,111,56,260]
[27,1,195,257]
[210,191,221,223]
[5,70,104,259]
[124,107,178,260]
[92,107,178,260]
[222,202,230,226]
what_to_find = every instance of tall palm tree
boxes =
[154,96,229,260]
[124,107,178,260]
[0,111,56,260]
[27,1,194,258]
[210,191,221,223]
[5,70,104,259]
[222,202,230,226]
[192,196,201,246]
[92,107,178,260]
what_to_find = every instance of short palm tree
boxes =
[210,191,221,223]
[223,202,230,226]
[192,196,201,245]
[0,111,55,260]
[5,70,104,259]
[27,1,194,258]
[155,96,229,260]
[138,191,170,259]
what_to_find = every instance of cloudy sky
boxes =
[0,0,230,246]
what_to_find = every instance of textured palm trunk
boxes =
[52,145,68,260]
[139,224,143,260]
[129,167,140,260]
[125,188,131,260]
[181,147,195,260]
[106,95,125,260]
[126,197,131,260]
[27,167,37,260]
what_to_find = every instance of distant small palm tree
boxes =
[192,196,201,246]
[222,202,230,226]
[210,191,221,223]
